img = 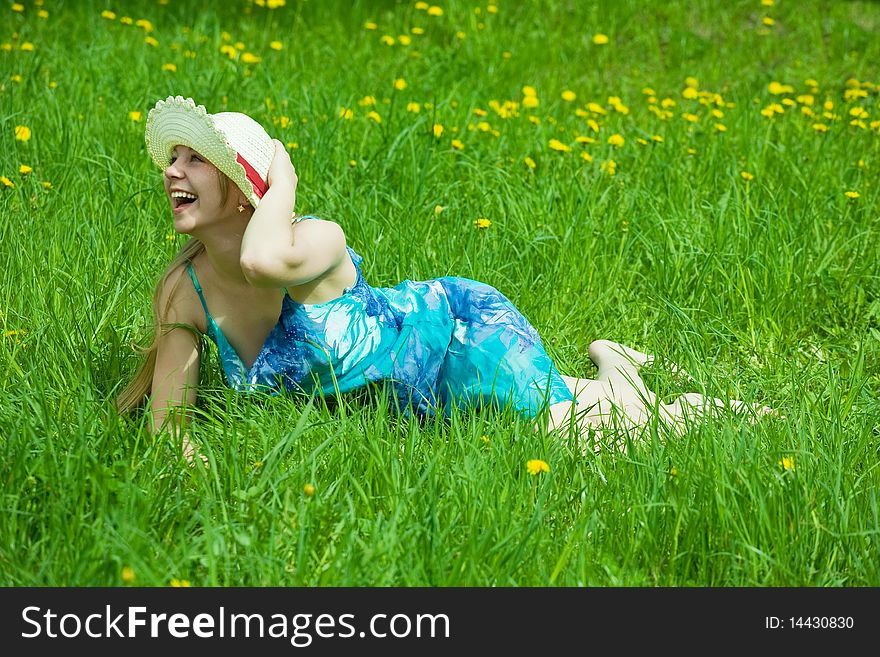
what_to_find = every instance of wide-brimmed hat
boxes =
[144,95,274,208]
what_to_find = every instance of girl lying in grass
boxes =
[115,96,775,463]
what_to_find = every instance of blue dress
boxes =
[185,216,575,420]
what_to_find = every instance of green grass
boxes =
[1,0,879,586]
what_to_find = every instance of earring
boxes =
[237,204,245,213]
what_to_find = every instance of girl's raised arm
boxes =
[239,140,349,289]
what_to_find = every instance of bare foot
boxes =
[183,437,209,468]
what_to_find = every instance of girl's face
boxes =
[163,145,241,233]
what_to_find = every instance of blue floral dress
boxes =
[185,217,575,420]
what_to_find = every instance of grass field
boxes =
[1,0,879,587]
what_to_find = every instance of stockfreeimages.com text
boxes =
[21,605,451,646]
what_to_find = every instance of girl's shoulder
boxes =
[159,257,209,335]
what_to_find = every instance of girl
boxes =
[115,96,772,463]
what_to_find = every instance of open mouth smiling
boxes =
[171,190,198,209]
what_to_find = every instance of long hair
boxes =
[114,172,230,415]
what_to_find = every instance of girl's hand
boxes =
[266,139,298,196]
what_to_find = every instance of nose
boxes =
[164,158,184,180]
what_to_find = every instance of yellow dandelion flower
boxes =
[169,579,191,587]
[19,165,32,174]
[474,217,491,229]
[397,34,411,45]
[740,171,754,181]
[714,123,727,132]
[14,125,31,142]
[241,52,261,64]
[270,40,283,50]
[561,90,577,102]
[796,94,814,106]
[607,133,624,147]
[575,135,596,144]
[682,112,699,122]
[162,63,177,72]
[406,102,421,113]
[524,156,536,170]
[477,121,490,132]
[642,87,656,96]
[682,87,699,100]
[548,138,571,152]
[637,138,648,145]
[358,95,376,106]
[339,107,353,119]
[101,10,116,20]
[38,9,48,18]
[145,36,159,47]
[762,16,775,26]
[528,115,541,125]
[587,119,600,133]
[778,456,795,471]
[415,1,429,9]
[433,124,444,138]
[711,108,724,118]
[762,0,774,6]
[394,78,407,90]
[120,16,133,25]
[522,95,539,109]
[592,33,609,45]
[768,81,793,95]
[427,6,443,17]
[128,111,142,122]
[303,483,316,496]
[669,467,679,477]
[412,27,425,35]
[234,41,246,50]
[367,110,382,123]
[812,123,828,132]
[601,159,617,175]
[11,2,24,11]
[526,459,550,475]
[364,21,377,30]
[687,148,697,155]
[661,97,676,108]
[20,42,34,52]
[41,181,52,189]
[1,176,14,188]
[522,85,537,97]
[451,139,464,150]
[844,191,860,199]
[587,102,606,115]
[135,18,154,32]
[121,567,135,583]
[480,434,490,444]
[380,35,396,46]
[348,159,357,167]
[580,151,593,162]
[651,134,664,143]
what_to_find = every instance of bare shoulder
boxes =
[291,217,348,266]
[157,260,207,335]
[293,216,347,247]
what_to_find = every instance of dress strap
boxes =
[185,260,211,319]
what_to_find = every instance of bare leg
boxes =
[547,340,778,450]
[658,392,778,436]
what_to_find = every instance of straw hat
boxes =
[144,96,274,208]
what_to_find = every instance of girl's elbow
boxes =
[240,252,298,288]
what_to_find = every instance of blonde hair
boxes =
[114,171,230,415]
